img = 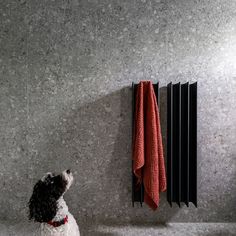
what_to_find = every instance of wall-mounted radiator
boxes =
[132,82,197,208]
[167,82,197,207]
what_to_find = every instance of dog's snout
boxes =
[66,169,71,174]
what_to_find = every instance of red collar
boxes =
[47,215,68,227]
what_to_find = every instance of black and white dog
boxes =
[29,170,80,236]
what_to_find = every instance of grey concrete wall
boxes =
[0,0,236,227]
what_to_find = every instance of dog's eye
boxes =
[50,181,54,184]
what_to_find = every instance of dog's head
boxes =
[28,169,73,222]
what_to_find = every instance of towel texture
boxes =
[133,81,166,210]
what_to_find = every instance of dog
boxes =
[28,170,80,236]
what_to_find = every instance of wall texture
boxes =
[0,0,236,229]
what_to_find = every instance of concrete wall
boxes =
[0,0,236,227]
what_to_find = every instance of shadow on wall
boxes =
[100,86,179,221]
[79,87,180,234]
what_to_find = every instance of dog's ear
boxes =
[28,180,57,222]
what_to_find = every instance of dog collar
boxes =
[47,215,68,227]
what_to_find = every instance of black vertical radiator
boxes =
[132,82,197,208]
[167,82,197,207]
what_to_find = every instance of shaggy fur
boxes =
[29,170,80,236]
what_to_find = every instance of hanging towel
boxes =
[133,81,166,210]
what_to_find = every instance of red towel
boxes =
[133,81,166,210]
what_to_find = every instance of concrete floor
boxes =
[0,222,236,236]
